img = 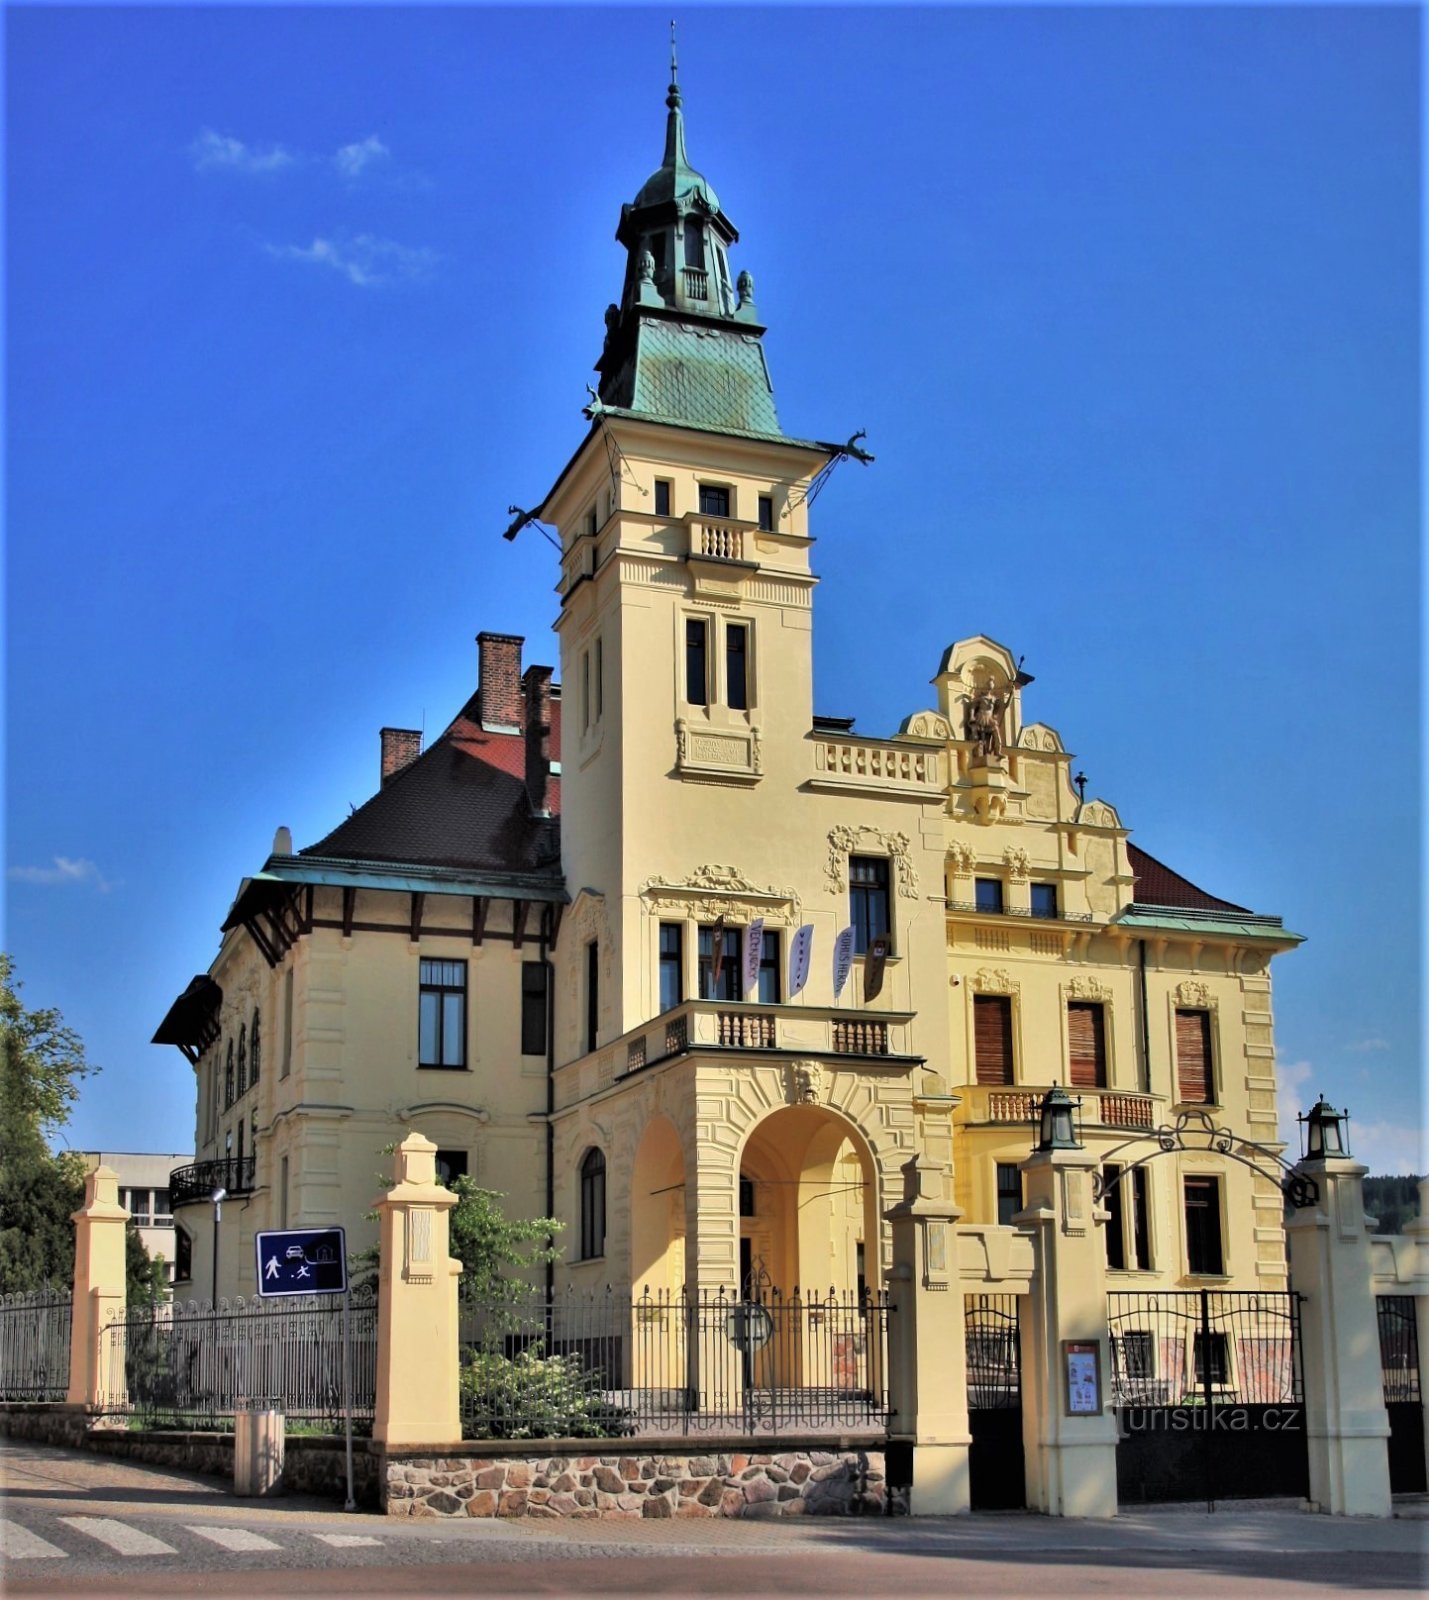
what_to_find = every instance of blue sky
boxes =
[5,5,1420,1173]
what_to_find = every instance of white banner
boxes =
[787,924,814,999]
[832,926,855,1000]
[742,918,765,999]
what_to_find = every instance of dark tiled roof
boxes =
[302,695,562,878]
[1127,842,1250,915]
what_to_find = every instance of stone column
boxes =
[67,1165,129,1408]
[884,1152,972,1514]
[372,1133,463,1447]
[1017,1144,1118,1517]
[1285,1154,1392,1515]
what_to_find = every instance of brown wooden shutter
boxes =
[974,994,1014,1086]
[1068,1001,1107,1089]
[1175,1009,1212,1103]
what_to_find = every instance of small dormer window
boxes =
[684,221,705,269]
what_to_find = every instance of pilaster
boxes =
[66,1166,128,1408]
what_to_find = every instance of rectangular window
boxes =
[1184,1175,1224,1275]
[1103,1164,1127,1269]
[757,930,781,1004]
[595,636,604,718]
[996,1163,1022,1227]
[697,925,741,1000]
[1175,1008,1213,1104]
[684,222,706,270]
[521,962,548,1056]
[698,483,730,518]
[739,1176,756,1218]
[435,1149,468,1188]
[281,967,294,1078]
[974,877,1004,913]
[654,479,671,517]
[1193,1331,1230,1387]
[726,623,749,711]
[849,856,890,955]
[585,507,598,539]
[1132,1165,1152,1270]
[659,923,684,1012]
[757,494,774,531]
[586,942,599,1054]
[1113,1331,1154,1388]
[685,618,708,705]
[418,958,467,1069]
[1067,1001,1108,1089]
[279,1157,289,1229]
[973,994,1015,1086]
[153,1188,171,1218]
[1030,882,1058,919]
[582,651,591,730]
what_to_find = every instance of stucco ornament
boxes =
[964,678,1011,759]
[640,864,801,924]
[947,842,975,877]
[1175,980,1213,1009]
[1065,976,1112,1002]
[1002,847,1030,881]
[902,710,953,741]
[824,825,918,898]
[787,1060,823,1105]
[971,967,1020,996]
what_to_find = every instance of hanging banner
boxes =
[709,916,728,992]
[787,924,814,999]
[863,933,892,1003]
[742,918,765,999]
[832,926,855,1000]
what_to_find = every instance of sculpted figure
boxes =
[967,679,1011,759]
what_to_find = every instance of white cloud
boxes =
[1276,1057,1314,1145]
[266,233,436,289]
[8,856,114,892]
[1351,1120,1425,1178]
[191,128,293,175]
[334,135,390,180]
[1347,1037,1391,1054]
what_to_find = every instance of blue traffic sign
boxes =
[254,1227,348,1297]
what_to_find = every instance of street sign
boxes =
[254,1227,348,1298]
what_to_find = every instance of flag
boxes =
[788,924,814,999]
[709,916,728,991]
[742,918,765,1000]
[832,926,855,1000]
[863,933,892,1002]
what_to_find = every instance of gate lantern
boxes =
[1299,1096,1350,1161]
[1032,1085,1082,1152]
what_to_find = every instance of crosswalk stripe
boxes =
[186,1525,282,1552]
[58,1517,177,1557]
[311,1531,382,1547]
[0,1518,68,1560]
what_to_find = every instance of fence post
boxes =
[884,1151,971,1514]
[1017,1141,1118,1517]
[66,1165,128,1409]
[1285,1151,1392,1515]
[372,1133,462,1447]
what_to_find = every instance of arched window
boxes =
[237,1026,247,1096]
[579,1148,606,1261]
[225,1042,235,1107]
[174,1226,192,1283]
[249,1010,261,1083]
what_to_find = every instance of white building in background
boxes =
[81,1151,192,1284]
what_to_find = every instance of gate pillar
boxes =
[1017,1143,1118,1517]
[1409,1182,1429,1493]
[67,1165,129,1408]
[1286,1153,1392,1515]
[372,1133,463,1447]
[885,1151,972,1514]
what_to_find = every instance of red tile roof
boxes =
[1126,842,1250,914]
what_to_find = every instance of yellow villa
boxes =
[155,66,1302,1320]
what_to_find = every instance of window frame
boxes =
[1067,1000,1109,1089]
[697,482,731,519]
[685,617,709,706]
[849,855,891,956]
[435,1149,469,1189]
[726,621,749,711]
[1174,1007,1216,1106]
[697,924,741,1001]
[757,494,774,531]
[757,929,781,1004]
[654,479,672,517]
[249,1010,261,1084]
[1030,881,1059,919]
[973,992,1016,1086]
[1183,1174,1225,1276]
[521,961,549,1057]
[418,957,469,1070]
[996,1163,1022,1227]
[586,940,600,1054]
[974,877,1005,914]
[659,922,684,1013]
[579,1148,607,1260]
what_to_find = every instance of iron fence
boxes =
[965,1293,1020,1409]
[104,1287,377,1429]
[1377,1295,1420,1404]
[457,1284,892,1439]
[0,1286,72,1401]
[1107,1290,1303,1406]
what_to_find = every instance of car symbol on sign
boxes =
[285,1245,307,1261]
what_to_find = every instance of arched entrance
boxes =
[630,1114,687,1297]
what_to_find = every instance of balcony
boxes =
[169,1157,256,1208]
[963,1085,1158,1134]
[810,736,945,799]
[944,898,1094,924]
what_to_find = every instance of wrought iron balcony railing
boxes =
[169,1157,256,1209]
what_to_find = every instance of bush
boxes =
[459,1343,631,1440]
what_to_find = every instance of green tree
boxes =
[0,954,96,1293]
[125,1220,168,1308]
[447,1178,562,1301]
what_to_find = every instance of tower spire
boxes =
[663,19,689,170]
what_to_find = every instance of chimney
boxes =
[478,632,524,732]
[380,727,422,786]
[523,665,554,817]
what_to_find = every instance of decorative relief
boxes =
[901,710,953,741]
[675,720,760,780]
[824,825,918,898]
[1064,976,1112,1002]
[947,842,975,877]
[1175,980,1214,1010]
[640,864,801,925]
[972,967,1020,996]
[1002,847,1031,881]
[786,1060,823,1105]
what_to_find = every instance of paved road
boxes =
[2,1439,1424,1598]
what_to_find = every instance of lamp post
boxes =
[210,1184,227,1306]
[1299,1095,1351,1161]
[1032,1084,1083,1152]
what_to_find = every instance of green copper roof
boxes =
[1112,906,1304,943]
[634,51,719,213]
[625,317,780,436]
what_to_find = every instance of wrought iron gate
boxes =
[1377,1295,1426,1494]
[965,1293,1024,1509]
[1109,1289,1308,1507]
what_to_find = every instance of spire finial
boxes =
[667,19,681,110]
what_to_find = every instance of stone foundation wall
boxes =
[385,1446,891,1519]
